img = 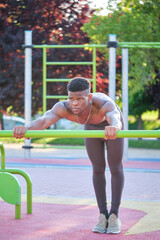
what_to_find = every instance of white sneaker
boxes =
[106,213,121,234]
[92,214,107,233]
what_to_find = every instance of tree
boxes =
[82,0,160,118]
[129,86,153,129]
[0,0,98,115]
[146,79,160,119]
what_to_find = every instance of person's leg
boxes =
[84,129,108,233]
[85,135,108,217]
[106,137,124,216]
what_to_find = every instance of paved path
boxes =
[2,143,160,159]
[0,143,160,239]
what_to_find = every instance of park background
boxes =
[0,2,160,239]
[0,0,160,149]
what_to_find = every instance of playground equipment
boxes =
[23,31,160,161]
[0,130,159,219]
[0,143,32,219]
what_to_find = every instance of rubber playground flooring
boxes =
[0,145,160,240]
[1,200,160,240]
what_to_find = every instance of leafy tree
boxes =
[82,0,160,118]
[0,0,98,115]
[146,79,160,119]
[129,86,153,129]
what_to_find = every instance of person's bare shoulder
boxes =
[92,92,116,114]
[92,92,112,107]
[51,100,69,118]
[51,99,74,117]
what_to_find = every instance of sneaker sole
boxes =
[106,229,121,234]
[92,229,106,233]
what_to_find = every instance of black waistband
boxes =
[88,120,109,127]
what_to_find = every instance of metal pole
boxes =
[122,48,129,161]
[0,130,160,138]
[92,46,96,92]
[24,31,32,159]
[43,47,47,148]
[108,34,116,101]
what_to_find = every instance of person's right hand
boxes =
[13,125,27,139]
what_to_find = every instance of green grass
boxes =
[0,138,24,144]
[142,110,159,121]
[129,110,160,130]
[32,137,160,149]
[129,139,160,149]
[1,137,159,149]
[31,137,85,146]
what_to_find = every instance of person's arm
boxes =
[13,102,63,139]
[104,102,122,140]
[26,109,61,130]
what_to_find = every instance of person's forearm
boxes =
[110,116,122,130]
[106,113,122,130]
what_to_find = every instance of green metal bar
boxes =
[43,47,47,115]
[119,42,160,48]
[0,142,32,214]
[15,205,21,219]
[33,44,106,49]
[0,130,160,138]
[0,168,32,214]
[120,45,160,49]
[92,46,96,92]
[120,42,160,45]
[33,43,160,49]
[43,48,47,148]
[46,78,71,82]
[46,95,68,99]
[46,78,94,82]
[0,143,5,169]
[46,62,93,65]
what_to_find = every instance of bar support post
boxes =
[122,48,129,161]
[24,31,32,159]
[108,34,117,101]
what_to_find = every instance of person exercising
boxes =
[13,77,124,234]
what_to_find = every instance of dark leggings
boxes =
[84,121,124,216]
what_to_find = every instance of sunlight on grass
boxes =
[142,110,159,121]
[0,138,24,144]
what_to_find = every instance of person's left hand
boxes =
[104,126,119,140]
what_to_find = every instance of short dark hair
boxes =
[67,77,91,92]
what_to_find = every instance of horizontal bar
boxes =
[0,130,159,138]
[120,46,160,49]
[32,43,160,49]
[46,78,71,82]
[46,95,68,99]
[119,42,160,48]
[46,79,94,82]
[46,62,93,65]
[120,42,160,45]
[33,44,106,49]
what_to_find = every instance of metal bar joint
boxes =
[107,41,118,48]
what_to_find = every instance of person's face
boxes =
[68,90,92,114]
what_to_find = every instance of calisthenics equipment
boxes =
[0,143,32,219]
[0,130,159,218]
[0,130,160,138]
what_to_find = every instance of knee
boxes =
[93,164,106,175]
[109,164,123,176]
